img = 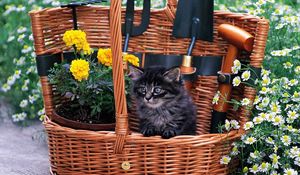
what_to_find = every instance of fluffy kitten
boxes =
[129,66,196,139]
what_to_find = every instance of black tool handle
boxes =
[187,17,200,56]
[122,0,151,37]
[132,0,150,36]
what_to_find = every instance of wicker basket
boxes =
[29,0,269,174]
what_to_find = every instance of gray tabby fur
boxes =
[129,66,196,139]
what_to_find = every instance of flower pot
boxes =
[51,109,115,131]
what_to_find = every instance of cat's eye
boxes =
[138,87,146,94]
[153,87,162,94]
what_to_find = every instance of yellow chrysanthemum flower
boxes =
[97,48,113,66]
[97,48,140,67]
[83,42,92,55]
[124,54,139,67]
[63,30,91,55]
[70,59,90,81]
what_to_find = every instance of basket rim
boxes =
[44,116,243,146]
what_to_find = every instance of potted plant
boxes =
[48,29,139,131]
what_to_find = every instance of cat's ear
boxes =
[128,65,144,81]
[163,67,181,82]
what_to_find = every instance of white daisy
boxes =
[288,79,298,86]
[282,92,290,98]
[295,66,300,74]
[241,98,251,106]
[275,23,286,29]
[288,110,298,120]
[292,91,300,102]
[295,158,300,167]
[256,103,264,111]
[21,84,28,91]
[51,1,60,6]
[19,99,28,108]
[284,168,298,175]
[259,87,270,94]
[261,97,270,107]
[260,162,270,173]
[266,113,275,122]
[16,56,26,66]
[230,120,240,129]
[16,5,25,12]
[290,146,300,158]
[241,70,251,81]
[249,164,259,174]
[261,69,270,77]
[272,115,285,126]
[1,84,11,92]
[253,96,261,105]
[250,151,260,159]
[244,136,257,145]
[266,137,275,145]
[7,76,16,86]
[281,135,291,146]
[29,34,34,41]
[17,34,26,42]
[29,95,38,104]
[231,66,239,74]
[270,102,281,114]
[253,116,264,125]
[230,146,239,156]
[7,35,15,42]
[212,91,220,105]
[24,79,30,85]
[17,26,27,34]
[37,108,45,116]
[262,76,271,86]
[21,45,33,54]
[233,59,241,70]
[12,112,27,122]
[19,112,27,121]
[13,70,21,79]
[269,153,280,169]
[225,119,231,131]
[232,76,241,86]
[243,121,254,130]
[270,170,279,175]
[258,112,269,120]
[220,155,231,165]
[283,61,293,69]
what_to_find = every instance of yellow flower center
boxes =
[274,116,281,123]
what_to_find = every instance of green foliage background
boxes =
[0,0,299,122]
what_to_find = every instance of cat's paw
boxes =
[161,129,177,139]
[142,127,156,137]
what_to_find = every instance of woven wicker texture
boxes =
[29,0,269,174]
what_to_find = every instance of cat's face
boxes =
[129,66,182,108]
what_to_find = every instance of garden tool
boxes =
[210,24,254,133]
[122,0,150,69]
[61,0,107,62]
[61,0,107,30]
[172,0,213,75]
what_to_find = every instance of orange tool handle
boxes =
[213,44,238,112]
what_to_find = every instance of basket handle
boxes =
[110,0,179,154]
[110,0,130,154]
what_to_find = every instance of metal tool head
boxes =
[172,0,214,41]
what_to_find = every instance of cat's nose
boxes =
[145,96,151,101]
